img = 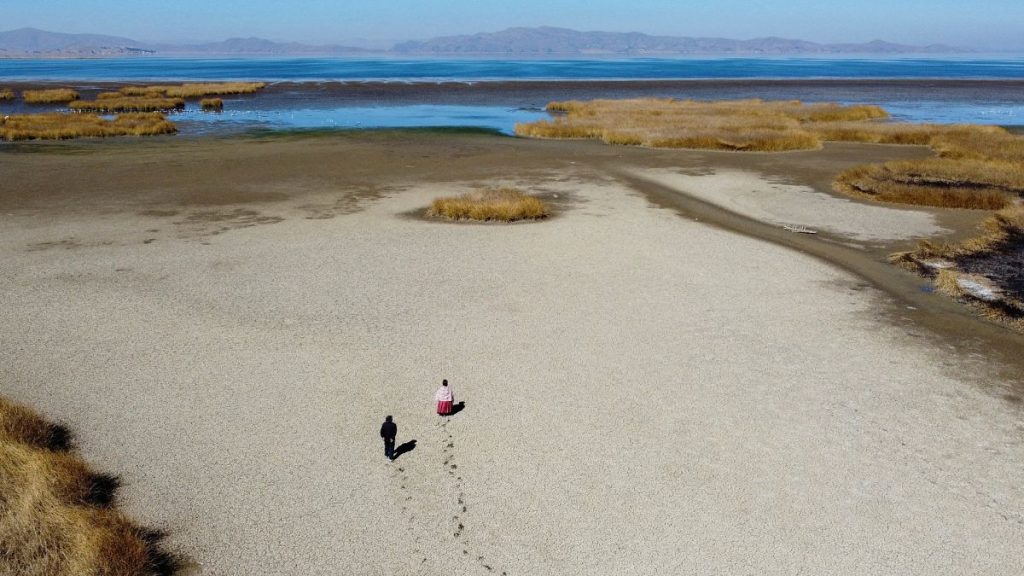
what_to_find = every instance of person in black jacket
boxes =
[380,415,397,461]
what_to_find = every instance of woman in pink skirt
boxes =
[434,379,454,416]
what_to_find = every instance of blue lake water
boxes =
[3,57,1024,81]
[2,57,1024,133]
[173,105,548,135]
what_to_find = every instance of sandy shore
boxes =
[1,133,1022,575]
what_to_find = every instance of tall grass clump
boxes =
[0,112,177,141]
[201,98,224,111]
[22,89,80,104]
[0,395,177,576]
[70,96,185,113]
[120,82,265,98]
[0,88,13,101]
[427,188,550,222]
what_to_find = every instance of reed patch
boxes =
[22,88,80,104]
[832,123,1024,209]
[201,98,224,111]
[0,112,177,141]
[515,98,890,152]
[891,205,1024,327]
[0,395,178,576]
[120,82,266,98]
[427,188,550,222]
[833,159,1020,210]
[0,88,13,101]
[70,96,186,113]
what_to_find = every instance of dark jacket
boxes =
[380,421,397,440]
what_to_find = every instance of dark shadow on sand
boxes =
[393,439,417,460]
[449,401,466,416]
[83,473,121,507]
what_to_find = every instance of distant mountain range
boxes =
[394,27,965,56]
[0,26,967,58]
[0,28,370,57]
[0,28,154,57]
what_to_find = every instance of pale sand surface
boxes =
[636,167,949,242]
[2,152,1023,574]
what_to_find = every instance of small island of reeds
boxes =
[0,112,177,141]
[22,88,80,104]
[119,82,266,98]
[0,396,177,576]
[70,96,186,113]
[515,98,891,151]
[0,88,14,101]
[201,98,224,111]
[427,188,550,222]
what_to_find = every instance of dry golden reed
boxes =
[896,205,1024,262]
[0,395,176,576]
[22,88,80,104]
[833,123,1024,209]
[120,82,265,98]
[201,98,224,110]
[0,112,177,141]
[0,88,13,100]
[70,96,186,113]
[515,98,890,152]
[889,204,1024,327]
[834,159,1020,210]
[427,188,550,222]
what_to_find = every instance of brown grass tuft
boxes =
[0,88,13,101]
[22,89,80,104]
[70,96,185,113]
[0,396,177,576]
[120,82,265,98]
[0,112,177,141]
[201,98,224,111]
[427,187,550,222]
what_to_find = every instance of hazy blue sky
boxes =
[5,0,1023,49]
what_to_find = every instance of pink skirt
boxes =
[436,400,453,415]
